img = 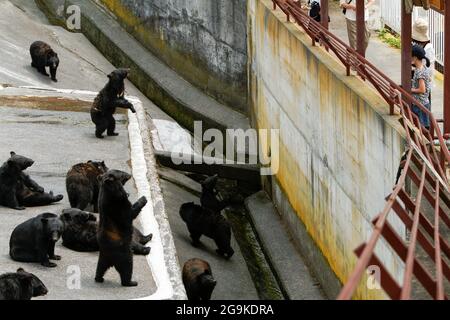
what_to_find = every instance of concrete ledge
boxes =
[36,0,250,135]
[245,191,325,300]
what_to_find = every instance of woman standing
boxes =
[411,45,432,129]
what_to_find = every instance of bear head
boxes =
[201,174,218,192]
[99,170,131,199]
[87,160,108,174]
[47,50,59,81]
[107,68,130,96]
[61,208,97,226]
[16,268,48,298]
[198,273,217,300]
[41,213,65,242]
[7,152,34,172]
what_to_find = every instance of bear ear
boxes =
[17,268,25,273]
[10,151,16,157]
[87,160,93,164]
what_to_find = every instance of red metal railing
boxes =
[272,0,450,299]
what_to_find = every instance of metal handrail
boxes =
[271,0,450,300]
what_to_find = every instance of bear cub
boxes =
[91,69,136,139]
[95,170,148,286]
[0,268,48,300]
[180,202,234,259]
[61,208,152,255]
[10,213,64,268]
[182,258,216,301]
[66,160,108,212]
[30,41,59,82]
[0,152,63,210]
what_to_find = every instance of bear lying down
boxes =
[0,268,48,300]
[0,152,63,210]
[60,208,152,255]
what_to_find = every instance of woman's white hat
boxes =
[412,18,430,42]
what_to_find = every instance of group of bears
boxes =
[0,151,153,299]
[0,41,240,300]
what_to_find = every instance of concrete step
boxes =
[37,0,250,134]
[245,191,326,300]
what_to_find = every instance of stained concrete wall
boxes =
[249,0,407,299]
[98,0,248,113]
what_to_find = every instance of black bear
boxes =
[0,152,63,210]
[95,170,148,286]
[91,69,136,139]
[179,202,234,259]
[200,174,242,213]
[182,258,216,301]
[60,208,152,255]
[0,268,48,300]
[66,160,108,212]
[30,41,59,82]
[10,212,65,268]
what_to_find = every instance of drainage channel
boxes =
[157,165,285,300]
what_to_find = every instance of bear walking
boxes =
[0,268,48,300]
[180,202,234,259]
[61,208,152,255]
[0,152,63,210]
[95,170,148,286]
[182,258,216,301]
[91,69,136,139]
[10,213,65,268]
[30,41,59,82]
[66,160,108,212]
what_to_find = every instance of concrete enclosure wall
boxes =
[249,0,407,299]
[98,0,248,113]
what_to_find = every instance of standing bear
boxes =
[66,160,108,212]
[91,69,136,139]
[10,212,65,268]
[95,170,148,286]
[30,41,59,82]
[0,152,63,210]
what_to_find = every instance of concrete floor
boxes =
[0,103,156,300]
[159,177,259,300]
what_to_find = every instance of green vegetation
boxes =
[377,28,401,49]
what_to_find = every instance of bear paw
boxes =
[50,255,61,261]
[121,281,138,287]
[52,194,64,202]
[107,132,119,137]
[42,261,57,268]
[51,78,58,82]
[95,277,104,283]
[13,206,26,211]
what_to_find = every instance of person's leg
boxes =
[346,19,357,50]
[363,22,371,55]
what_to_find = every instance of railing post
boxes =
[356,0,365,56]
[401,0,412,97]
[444,1,450,135]
[321,0,329,30]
